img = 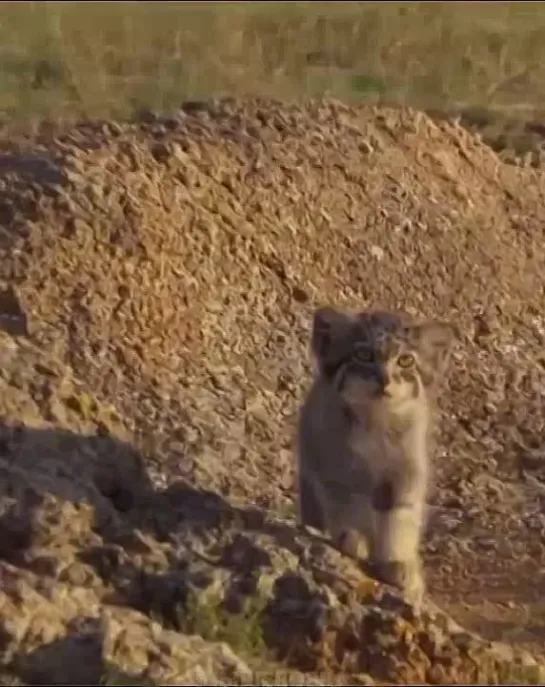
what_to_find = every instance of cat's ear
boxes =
[311,307,352,364]
[413,320,457,378]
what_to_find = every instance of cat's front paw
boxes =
[369,558,424,609]
[332,529,368,561]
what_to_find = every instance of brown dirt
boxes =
[1,97,545,683]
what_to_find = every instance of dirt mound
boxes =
[1,97,545,682]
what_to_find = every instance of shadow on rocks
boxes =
[0,419,275,681]
[13,615,154,686]
[0,416,330,674]
[0,419,155,572]
[79,477,320,656]
[14,617,105,686]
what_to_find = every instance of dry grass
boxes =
[2,1,545,126]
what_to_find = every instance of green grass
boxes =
[3,1,545,125]
[180,586,268,661]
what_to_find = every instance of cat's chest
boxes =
[347,425,423,474]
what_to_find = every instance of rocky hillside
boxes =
[1,97,545,684]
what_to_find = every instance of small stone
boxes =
[370,245,385,260]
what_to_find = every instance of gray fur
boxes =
[297,306,456,608]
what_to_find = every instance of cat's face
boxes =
[311,307,456,417]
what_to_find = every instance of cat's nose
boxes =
[382,382,395,398]
[377,370,393,396]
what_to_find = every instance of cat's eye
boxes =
[353,347,374,363]
[397,353,415,368]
